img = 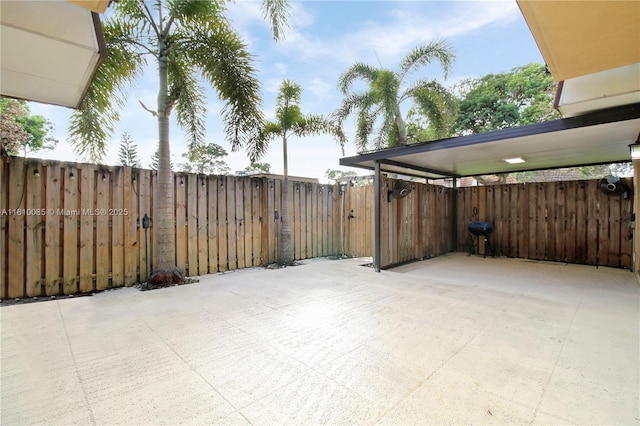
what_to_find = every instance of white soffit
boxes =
[557,63,640,118]
[517,0,640,81]
[0,1,105,108]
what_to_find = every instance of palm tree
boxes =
[257,80,346,266]
[335,39,456,151]
[69,0,288,283]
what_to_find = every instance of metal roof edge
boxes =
[340,103,640,166]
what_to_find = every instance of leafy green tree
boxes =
[116,132,142,167]
[179,142,230,175]
[68,0,289,283]
[325,169,357,182]
[334,40,455,151]
[256,79,346,266]
[0,98,57,156]
[454,63,559,135]
[244,162,271,174]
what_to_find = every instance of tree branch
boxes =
[138,100,158,117]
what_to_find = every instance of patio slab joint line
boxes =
[56,302,97,426]
[530,289,585,425]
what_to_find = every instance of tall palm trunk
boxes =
[279,134,294,265]
[394,104,408,146]
[154,38,177,274]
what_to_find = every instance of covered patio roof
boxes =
[340,103,640,180]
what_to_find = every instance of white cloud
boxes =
[307,78,333,99]
[271,1,521,67]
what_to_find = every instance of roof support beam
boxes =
[374,161,381,272]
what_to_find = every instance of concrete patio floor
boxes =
[1,253,639,425]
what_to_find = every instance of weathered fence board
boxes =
[63,165,79,294]
[8,159,25,298]
[95,171,109,291]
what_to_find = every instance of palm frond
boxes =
[333,92,376,123]
[398,39,455,81]
[406,80,458,140]
[69,18,145,162]
[296,114,346,155]
[261,0,289,41]
[166,42,206,149]
[337,63,379,94]
[168,0,224,20]
[183,20,265,157]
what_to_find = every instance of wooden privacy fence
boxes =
[0,157,341,299]
[1,155,634,298]
[343,177,454,268]
[456,180,634,268]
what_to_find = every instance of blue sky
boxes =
[29,0,544,182]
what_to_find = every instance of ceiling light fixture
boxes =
[504,157,526,164]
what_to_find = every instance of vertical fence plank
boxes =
[575,181,587,264]
[44,164,61,296]
[305,183,312,259]
[25,160,43,297]
[508,185,519,257]
[265,179,275,264]
[79,165,95,292]
[123,167,136,286]
[311,184,318,256]
[252,178,262,266]
[322,185,329,256]
[111,167,124,288]
[0,156,5,298]
[187,174,198,276]
[274,178,282,262]
[208,176,218,273]
[588,180,602,265]
[235,177,245,270]
[565,182,578,262]
[137,170,151,283]
[217,177,228,271]
[243,178,253,268]
[7,159,26,298]
[227,177,237,270]
[197,175,209,276]
[328,186,337,255]
[518,184,529,259]
[608,190,622,267]
[293,182,301,260]
[299,183,307,259]
[150,171,157,272]
[175,174,187,272]
[95,170,110,290]
[63,165,79,294]
[555,182,567,262]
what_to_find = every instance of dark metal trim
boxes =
[76,12,108,109]
[553,80,564,111]
[452,177,457,250]
[379,159,460,178]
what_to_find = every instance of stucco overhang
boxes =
[0,0,107,109]
[517,0,640,82]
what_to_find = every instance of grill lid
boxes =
[468,221,493,235]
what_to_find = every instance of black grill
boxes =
[468,221,493,236]
[468,221,494,257]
